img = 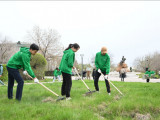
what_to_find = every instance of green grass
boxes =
[0,80,160,120]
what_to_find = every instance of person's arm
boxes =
[22,53,36,78]
[0,66,3,76]
[68,53,75,68]
[95,53,99,70]
[106,55,110,75]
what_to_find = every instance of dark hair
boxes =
[65,43,80,51]
[30,43,39,51]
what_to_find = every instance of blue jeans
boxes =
[7,67,24,101]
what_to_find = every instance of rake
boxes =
[26,74,65,101]
[74,68,96,96]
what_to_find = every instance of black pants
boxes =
[7,67,24,101]
[61,72,72,97]
[146,79,150,82]
[121,73,125,82]
[94,70,111,93]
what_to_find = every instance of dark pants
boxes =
[121,73,125,82]
[146,79,150,82]
[7,67,24,101]
[61,72,72,97]
[94,70,111,93]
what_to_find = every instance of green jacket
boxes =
[53,70,58,77]
[59,49,75,74]
[145,71,155,77]
[95,52,110,74]
[53,70,61,77]
[7,47,36,78]
[57,70,62,75]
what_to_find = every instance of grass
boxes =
[0,79,160,120]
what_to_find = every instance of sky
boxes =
[0,1,160,67]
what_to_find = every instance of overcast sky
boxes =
[0,1,160,67]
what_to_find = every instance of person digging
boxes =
[94,47,111,95]
[7,43,39,101]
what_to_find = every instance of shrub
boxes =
[20,53,47,80]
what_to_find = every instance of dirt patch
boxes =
[134,113,152,120]
[97,102,108,111]
[42,97,56,103]
[114,95,121,101]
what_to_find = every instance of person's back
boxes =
[120,68,126,74]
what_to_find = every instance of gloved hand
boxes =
[34,78,39,83]
[23,71,28,75]
[98,69,101,73]
[104,75,108,80]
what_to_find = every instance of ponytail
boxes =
[65,43,80,51]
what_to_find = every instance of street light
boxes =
[80,54,84,79]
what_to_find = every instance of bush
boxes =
[0,64,8,82]
[20,53,47,80]
[45,71,54,76]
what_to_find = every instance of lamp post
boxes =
[80,54,84,79]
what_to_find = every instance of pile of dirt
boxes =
[114,95,121,101]
[42,97,56,103]
[134,113,152,120]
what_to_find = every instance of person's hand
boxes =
[0,75,2,77]
[98,69,101,73]
[34,78,39,83]
[23,71,28,75]
[104,75,108,79]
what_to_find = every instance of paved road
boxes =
[103,72,160,83]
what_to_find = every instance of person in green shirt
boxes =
[94,47,111,95]
[59,43,80,100]
[7,43,39,101]
[53,68,62,82]
[144,68,155,82]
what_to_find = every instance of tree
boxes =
[27,26,63,70]
[28,26,63,58]
[0,36,19,64]
[133,52,160,72]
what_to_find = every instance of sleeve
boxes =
[95,53,99,70]
[106,55,110,75]
[67,53,75,68]
[22,53,36,78]
[58,71,62,75]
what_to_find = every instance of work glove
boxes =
[23,71,28,75]
[34,78,39,83]
[98,69,101,73]
[104,75,108,80]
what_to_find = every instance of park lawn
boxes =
[0,80,160,120]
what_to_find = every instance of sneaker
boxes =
[66,97,72,101]
[108,93,111,96]
[96,91,99,93]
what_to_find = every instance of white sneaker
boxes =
[66,97,72,101]
[108,93,111,96]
